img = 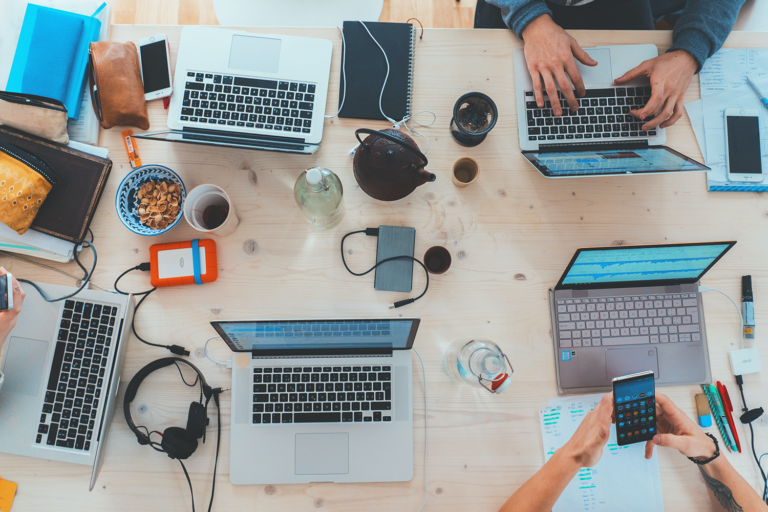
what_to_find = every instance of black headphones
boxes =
[123,357,213,460]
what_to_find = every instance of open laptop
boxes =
[134,26,332,154]
[0,282,134,490]
[514,44,709,177]
[211,318,419,484]
[548,242,736,394]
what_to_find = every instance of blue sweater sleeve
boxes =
[485,0,552,39]
[668,0,745,72]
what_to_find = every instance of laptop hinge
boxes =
[535,139,649,153]
[250,348,394,358]
[181,126,306,144]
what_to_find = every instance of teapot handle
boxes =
[355,128,428,167]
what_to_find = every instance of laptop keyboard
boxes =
[252,366,392,425]
[36,300,118,450]
[556,293,701,347]
[182,72,316,133]
[525,88,658,142]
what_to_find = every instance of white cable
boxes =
[699,286,745,349]
[204,336,228,366]
[412,347,428,512]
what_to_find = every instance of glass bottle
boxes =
[444,339,512,393]
[293,167,345,230]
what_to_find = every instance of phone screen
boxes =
[0,275,7,310]
[613,372,656,446]
[727,116,762,175]
[140,40,171,94]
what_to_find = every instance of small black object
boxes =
[740,406,764,424]
[688,432,720,465]
[450,92,498,147]
[424,246,451,274]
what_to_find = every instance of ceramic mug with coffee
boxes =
[452,157,479,187]
[184,184,239,236]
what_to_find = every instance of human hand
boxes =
[0,267,25,346]
[644,393,717,461]
[614,50,698,131]
[562,393,614,467]
[522,14,597,116]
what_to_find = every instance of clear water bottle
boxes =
[294,167,345,230]
[444,339,512,394]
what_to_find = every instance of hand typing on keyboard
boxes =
[521,14,597,115]
[614,50,698,131]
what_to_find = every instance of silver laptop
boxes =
[134,26,332,154]
[549,242,736,394]
[211,318,419,484]
[0,282,134,490]
[514,44,709,177]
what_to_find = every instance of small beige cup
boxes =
[184,184,240,237]
[452,157,479,187]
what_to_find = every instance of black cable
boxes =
[341,229,429,308]
[179,459,196,512]
[18,240,97,302]
[735,375,768,504]
[208,390,223,512]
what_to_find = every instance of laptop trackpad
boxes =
[606,347,658,380]
[575,48,613,85]
[229,35,282,73]
[295,433,349,475]
[2,337,49,397]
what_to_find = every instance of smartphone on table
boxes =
[0,272,13,311]
[613,370,656,446]
[137,33,173,101]
[725,108,763,182]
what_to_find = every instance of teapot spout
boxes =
[416,168,436,186]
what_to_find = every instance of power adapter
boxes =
[729,347,763,376]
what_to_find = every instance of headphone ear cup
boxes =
[186,402,208,439]
[161,427,198,460]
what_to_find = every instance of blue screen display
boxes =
[526,147,707,176]
[561,244,731,285]
[217,319,415,351]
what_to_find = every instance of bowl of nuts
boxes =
[115,165,186,236]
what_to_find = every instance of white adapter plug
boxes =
[729,347,763,375]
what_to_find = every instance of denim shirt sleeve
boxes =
[668,0,745,72]
[485,0,552,39]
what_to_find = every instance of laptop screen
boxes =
[211,318,420,354]
[522,146,708,177]
[555,242,736,290]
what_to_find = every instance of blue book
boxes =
[6,4,104,120]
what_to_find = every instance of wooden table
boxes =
[2,26,767,512]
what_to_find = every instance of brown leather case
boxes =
[0,126,112,244]
[88,41,150,130]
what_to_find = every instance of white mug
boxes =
[184,184,240,237]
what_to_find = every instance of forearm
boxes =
[699,456,768,512]
[669,0,745,71]
[499,449,580,512]
[485,0,552,38]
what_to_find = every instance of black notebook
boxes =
[338,21,415,121]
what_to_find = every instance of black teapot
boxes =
[353,128,435,201]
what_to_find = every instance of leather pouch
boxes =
[88,41,150,130]
[0,139,58,234]
[0,92,69,144]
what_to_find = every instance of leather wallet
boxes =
[88,41,149,130]
[0,91,69,144]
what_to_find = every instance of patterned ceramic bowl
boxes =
[115,165,186,236]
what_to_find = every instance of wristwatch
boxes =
[688,432,720,465]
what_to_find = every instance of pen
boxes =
[746,77,768,111]
[717,381,741,453]
[742,275,755,340]
[707,384,737,452]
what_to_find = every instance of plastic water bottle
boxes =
[294,167,345,230]
[444,339,512,393]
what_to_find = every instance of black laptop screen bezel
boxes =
[522,145,709,178]
[211,318,420,356]
[554,241,737,290]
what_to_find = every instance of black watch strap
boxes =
[688,432,720,465]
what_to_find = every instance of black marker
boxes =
[742,275,754,340]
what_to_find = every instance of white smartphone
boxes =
[725,108,763,182]
[137,33,173,101]
[0,272,13,311]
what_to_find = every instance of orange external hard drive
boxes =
[149,239,218,288]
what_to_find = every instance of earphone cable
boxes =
[179,459,196,512]
[207,390,223,512]
[18,239,97,302]
[735,375,768,505]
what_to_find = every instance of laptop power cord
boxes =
[114,262,190,356]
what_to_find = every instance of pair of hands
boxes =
[522,15,699,131]
[0,267,25,348]
[562,392,717,469]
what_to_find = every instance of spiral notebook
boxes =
[338,21,415,121]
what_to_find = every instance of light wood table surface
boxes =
[2,26,768,512]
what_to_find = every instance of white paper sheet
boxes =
[540,394,665,512]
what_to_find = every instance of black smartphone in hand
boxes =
[0,273,12,311]
[613,370,656,446]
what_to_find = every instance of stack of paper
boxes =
[539,393,665,511]
[684,49,768,191]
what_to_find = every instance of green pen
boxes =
[704,384,737,452]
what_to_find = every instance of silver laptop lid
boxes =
[211,318,420,356]
[554,241,736,291]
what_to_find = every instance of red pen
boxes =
[717,381,741,453]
